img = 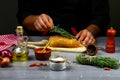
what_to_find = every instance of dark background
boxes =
[0,0,120,36]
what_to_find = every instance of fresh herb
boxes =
[50,25,76,39]
[76,55,120,69]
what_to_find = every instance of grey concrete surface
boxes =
[0,36,120,80]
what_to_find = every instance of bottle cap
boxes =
[16,26,23,34]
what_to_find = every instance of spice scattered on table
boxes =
[104,67,111,71]
[29,62,47,67]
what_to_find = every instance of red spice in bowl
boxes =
[34,48,51,60]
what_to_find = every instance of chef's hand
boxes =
[76,29,95,46]
[34,14,54,33]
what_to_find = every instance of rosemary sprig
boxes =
[76,55,120,69]
[50,25,76,39]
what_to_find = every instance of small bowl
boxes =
[34,48,51,60]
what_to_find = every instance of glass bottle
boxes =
[12,26,29,61]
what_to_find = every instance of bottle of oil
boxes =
[12,26,29,61]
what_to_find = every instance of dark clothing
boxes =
[17,0,110,36]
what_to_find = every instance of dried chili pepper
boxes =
[29,62,47,67]
[104,67,111,70]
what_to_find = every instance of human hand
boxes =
[34,14,54,33]
[76,29,95,46]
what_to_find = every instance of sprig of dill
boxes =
[50,25,76,39]
[76,55,120,69]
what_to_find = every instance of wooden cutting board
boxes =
[27,44,86,53]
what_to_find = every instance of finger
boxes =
[34,20,43,31]
[78,31,87,42]
[76,31,82,39]
[48,16,54,29]
[38,17,47,30]
[91,38,95,44]
[82,35,90,46]
[83,33,95,46]
[41,15,52,29]
[86,37,94,46]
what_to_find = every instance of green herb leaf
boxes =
[76,55,120,69]
[50,25,76,39]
